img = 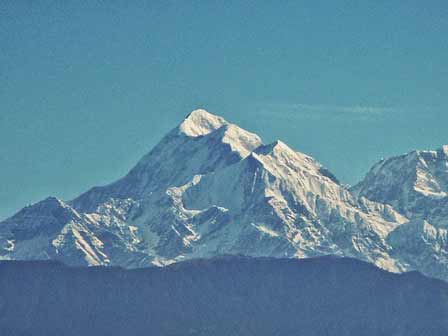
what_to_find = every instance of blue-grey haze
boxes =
[1,0,447,219]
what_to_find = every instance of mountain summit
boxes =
[179,109,228,137]
[352,146,448,279]
[352,146,448,221]
[1,110,447,280]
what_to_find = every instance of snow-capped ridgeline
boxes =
[352,145,448,226]
[71,109,262,212]
[1,109,448,280]
[179,109,227,137]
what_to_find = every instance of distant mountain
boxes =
[1,256,447,336]
[352,147,448,279]
[1,109,447,281]
[352,146,448,225]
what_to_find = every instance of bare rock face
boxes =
[1,109,448,281]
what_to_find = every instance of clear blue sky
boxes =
[1,1,447,219]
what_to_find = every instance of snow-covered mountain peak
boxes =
[71,111,262,211]
[441,144,448,156]
[178,110,261,156]
[3,109,448,281]
[353,145,448,228]
[0,197,86,263]
[179,109,228,137]
[254,140,303,160]
[253,140,327,181]
[210,123,263,158]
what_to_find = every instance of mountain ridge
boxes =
[1,109,447,281]
[1,256,447,336]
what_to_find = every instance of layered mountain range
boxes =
[1,109,447,281]
[2,256,447,336]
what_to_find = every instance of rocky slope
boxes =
[1,109,447,281]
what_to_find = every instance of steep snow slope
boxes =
[72,109,262,212]
[352,147,448,279]
[1,109,447,281]
[352,146,448,226]
[387,219,448,280]
[181,140,406,271]
[0,197,149,266]
[0,197,106,265]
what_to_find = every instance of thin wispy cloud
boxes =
[253,103,399,122]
